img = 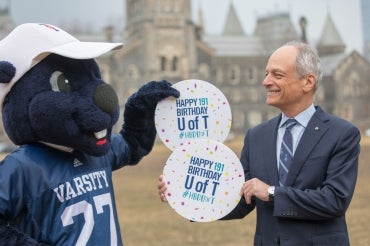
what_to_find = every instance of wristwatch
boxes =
[268,186,275,201]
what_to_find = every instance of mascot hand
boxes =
[0,224,41,245]
[121,80,179,163]
[124,80,179,111]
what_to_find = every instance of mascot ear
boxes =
[0,61,16,84]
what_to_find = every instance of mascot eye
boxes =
[50,71,71,93]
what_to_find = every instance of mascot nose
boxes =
[93,84,119,115]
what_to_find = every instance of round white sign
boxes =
[162,139,244,222]
[155,79,232,151]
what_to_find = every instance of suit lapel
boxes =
[284,107,330,186]
[263,116,281,186]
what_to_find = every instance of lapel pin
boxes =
[315,126,319,131]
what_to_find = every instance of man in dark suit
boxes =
[158,41,360,245]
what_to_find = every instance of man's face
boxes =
[262,45,309,116]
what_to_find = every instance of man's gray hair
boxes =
[283,41,323,89]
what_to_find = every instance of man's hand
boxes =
[240,178,270,204]
[157,174,168,203]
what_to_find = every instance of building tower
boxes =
[316,13,346,56]
[116,0,199,91]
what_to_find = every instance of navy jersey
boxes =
[0,134,132,245]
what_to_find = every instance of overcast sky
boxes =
[1,0,364,53]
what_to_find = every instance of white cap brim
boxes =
[47,41,122,60]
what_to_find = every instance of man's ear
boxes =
[302,74,316,93]
[0,61,16,84]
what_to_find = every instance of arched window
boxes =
[215,67,223,85]
[246,66,258,84]
[172,56,178,71]
[160,56,167,71]
[228,65,240,85]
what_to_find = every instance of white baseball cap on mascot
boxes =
[0,23,123,106]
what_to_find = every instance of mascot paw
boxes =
[126,80,180,111]
[120,80,179,163]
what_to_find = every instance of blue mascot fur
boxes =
[0,23,179,245]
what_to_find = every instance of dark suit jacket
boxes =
[223,106,360,246]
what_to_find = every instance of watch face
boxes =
[268,187,275,201]
[269,186,274,193]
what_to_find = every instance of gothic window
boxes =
[173,0,180,12]
[172,56,178,71]
[160,56,167,71]
[156,0,161,12]
[164,0,171,12]
[215,67,223,85]
[228,65,240,85]
[246,66,258,84]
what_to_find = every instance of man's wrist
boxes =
[268,186,275,201]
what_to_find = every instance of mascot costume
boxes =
[0,23,179,245]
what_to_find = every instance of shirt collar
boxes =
[280,104,316,128]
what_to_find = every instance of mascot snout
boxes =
[93,83,119,115]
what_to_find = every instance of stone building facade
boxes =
[1,0,370,145]
[102,0,370,135]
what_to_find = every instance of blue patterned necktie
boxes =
[279,119,297,186]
